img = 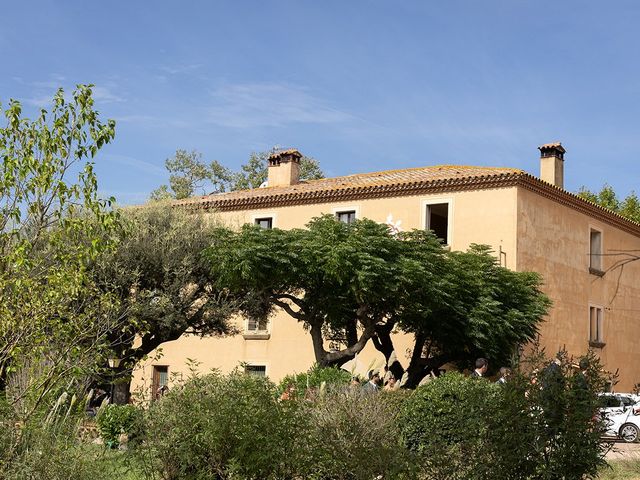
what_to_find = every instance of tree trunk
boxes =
[372,322,405,381]
[311,320,376,368]
[110,364,133,405]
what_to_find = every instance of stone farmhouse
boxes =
[132,143,640,395]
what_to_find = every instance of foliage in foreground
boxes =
[97,404,144,448]
[277,364,351,397]
[143,369,410,480]
[400,352,610,480]
[1,352,612,480]
[0,85,124,473]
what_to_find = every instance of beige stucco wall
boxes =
[517,188,640,391]
[132,186,520,398]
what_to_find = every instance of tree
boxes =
[149,149,234,200]
[207,216,437,368]
[150,147,324,200]
[577,184,640,223]
[376,244,551,387]
[0,84,120,456]
[90,204,238,402]
[206,216,550,385]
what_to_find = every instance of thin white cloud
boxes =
[21,78,124,107]
[160,63,204,75]
[98,190,150,206]
[23,94,55,108]
[206,83,353,128]
[113,114,191,129]
[92,86,125,103]
[102,153,166,176]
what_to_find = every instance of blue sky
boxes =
[1,1,640,204]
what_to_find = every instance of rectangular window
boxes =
[336,210,356,224]
[590,229,603,273]
[245,365,266,377]
[255,217,273,229]
[589,306,604,347]
[426,203,449,244]
[247,317,269,332]
[152,365,168,400]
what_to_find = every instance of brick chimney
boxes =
[538,142,565,189]
[267,149,302,187]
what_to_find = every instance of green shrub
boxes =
[400,372,499,480]
[143,371,303,479]
[0,417,107,480]
[97,404,143,448]
[400,357,609,480]
[277,364,351,398]
[298,389,416,480]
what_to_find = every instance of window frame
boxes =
[251,212,277,229]
[588,304,605,348]
[589,226,604,276]
[152,365,169,400]
[421,197,454,246]
[243,317,271,340]
[244,364,267,377]
[335,210,357,224]
[331,205,360,224]
[254,217,273,229]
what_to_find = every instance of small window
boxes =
[336,210,356,224]
[589,306,604,347]
[245,365,266,377]
[247,317,269,332]
[590,229,603,273]
[255,217,273,229]
[426,203,449,244]
[152,365,169,400]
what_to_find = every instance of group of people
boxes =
[280,355,587,402]
[354,366,399,393]
[470,357,511,384]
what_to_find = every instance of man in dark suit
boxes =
[471,358,488,378]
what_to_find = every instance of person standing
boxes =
[471,358,488,378]
[495,367,510,384]
[362,370,380,393]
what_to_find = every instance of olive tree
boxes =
[91,205,238,402]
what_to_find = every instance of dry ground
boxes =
[601,441,640,479]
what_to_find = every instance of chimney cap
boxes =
[538,142,566,155]
[268,148,302,162]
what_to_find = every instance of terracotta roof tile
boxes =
[538,142,565,153]
[172,162,640,237]
[177,164,523,208]
[268,148,301,159]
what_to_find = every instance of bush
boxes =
[400,356,609,480]
[298,389,415,480]
[143,371,302,479]
[0,416,107,480]
[400,372,499,480]
[277,364,351,398]
[97,404,144,448]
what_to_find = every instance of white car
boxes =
[598,393,638,417]
[601,399,640,443]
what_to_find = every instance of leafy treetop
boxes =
[150,147,324,201]
[577,184,640,223]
